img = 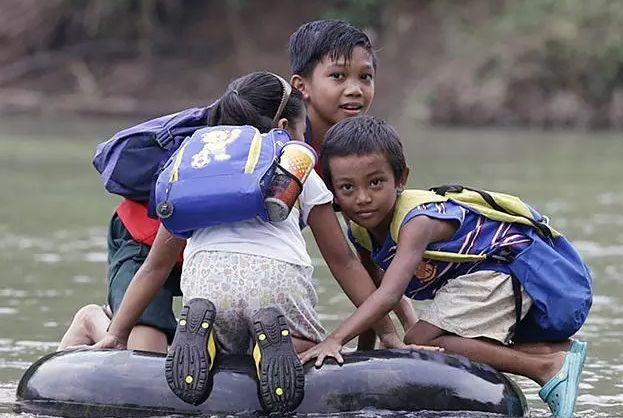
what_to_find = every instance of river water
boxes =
[0,115,621,417]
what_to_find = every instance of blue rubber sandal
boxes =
[570,339,588,364]
[538,349,585,418]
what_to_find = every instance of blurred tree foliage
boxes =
[1,0,622,127]
[1,0,389,62]
[425,0,623,127]
[320,0,383,30]
[484,0,623,104]
[46,0,195,57]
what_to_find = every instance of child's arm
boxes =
[307,203,404,347]
[357,248,418,333]
[395,296,418,334]
[369,296,419,349]
[354,247,417,348]
[301,215,454,365]
[87,225,184,349]
[354,247,383,350]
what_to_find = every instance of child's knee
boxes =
[404,332,436,346]
[74,304,101,319]
[73,304,104,331]
[404,320,446,346]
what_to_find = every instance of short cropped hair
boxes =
[321,116,407,189]
[288,20,377,77]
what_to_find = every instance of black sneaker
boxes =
[251,307,305,415]
[165,298,217,405]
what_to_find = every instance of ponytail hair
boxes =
[209,71,304,133]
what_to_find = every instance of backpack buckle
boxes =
[156,201,174,219]
[430,184,464,196]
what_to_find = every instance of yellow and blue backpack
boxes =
[93,106,214,208]
[350,185,592,342]
[154,125,305,238]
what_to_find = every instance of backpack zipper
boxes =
[244,131,263,174]
[157,139,192,218]
[169,139,192,183]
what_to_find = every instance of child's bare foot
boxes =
[537,351,567,386]
[58,304,111,350]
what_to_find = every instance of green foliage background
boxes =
[2,0,622,127]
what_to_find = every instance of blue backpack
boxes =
[154,125,296,238]
[92,106,214,209]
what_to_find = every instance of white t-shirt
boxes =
[184,170,333,267]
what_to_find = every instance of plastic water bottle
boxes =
[264,142,316,222]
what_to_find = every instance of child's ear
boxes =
[290,75,309,100]
[276,118,289,130]
[397,167,410,193]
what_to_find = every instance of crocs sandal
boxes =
[165,298,217,405]
[252,307,305,415]
[570,339,588,364]
[538,349,585,418]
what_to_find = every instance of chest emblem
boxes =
[415,260,437,282]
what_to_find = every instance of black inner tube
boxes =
[16,348,528,417]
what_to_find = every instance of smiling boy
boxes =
[302,115,592,418]
[287,21,420,344]
[289,20,375,171]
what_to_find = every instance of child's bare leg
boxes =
[404,320,446,344]
[405,320,565,386]
[58,304,110,350]
[293,336,316,353]
[512,340,572,355]
[357,329,377,350]
[127,325,168,353]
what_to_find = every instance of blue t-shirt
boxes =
[348,201,534,300]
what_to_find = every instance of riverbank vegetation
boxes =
[1,0,621,129]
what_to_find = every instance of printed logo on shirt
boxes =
[415,260,437,282]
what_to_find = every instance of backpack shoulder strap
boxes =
[430,184,560,239]
[352,190,487,263]
[389,189,448,242]
[350,223,373,252]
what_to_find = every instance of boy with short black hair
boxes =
[289,19,377,77]
[302,115,592,418]
[288,20,376,166]
[287,20,418,342]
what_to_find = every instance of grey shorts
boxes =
[419,270,533,344]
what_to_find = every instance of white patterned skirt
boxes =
[181,251,326,354]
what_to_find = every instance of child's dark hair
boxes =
[288,20,377,77]
[321,116,406,189]
[210,71,304,133]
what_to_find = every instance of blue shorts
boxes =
[107,214,181,344]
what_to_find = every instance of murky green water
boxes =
[0,115,621,417]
